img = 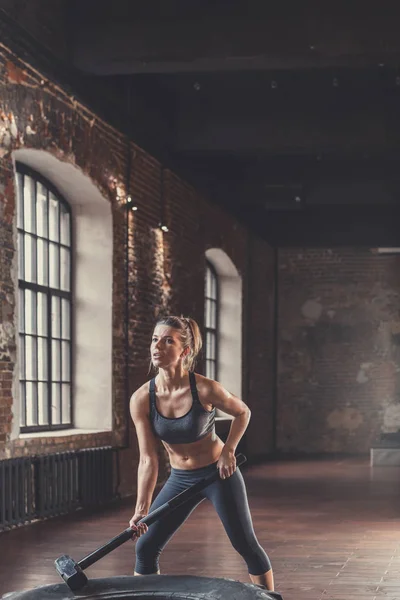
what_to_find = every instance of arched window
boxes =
[13,150,113,440]
[205,249,242,421]
[204,261,219,380]
[16,164,72,432]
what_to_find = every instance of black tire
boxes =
[2,575,283,600]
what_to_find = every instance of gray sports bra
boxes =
[149,372,216,444]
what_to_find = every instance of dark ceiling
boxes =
[4,0,400,246]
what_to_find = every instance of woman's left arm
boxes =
[207,380,251,479]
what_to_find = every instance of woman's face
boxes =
[151,325,186,369]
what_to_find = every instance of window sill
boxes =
[19,428,112,439]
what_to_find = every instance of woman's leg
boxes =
[204,468,274,590]
[134,472,204,575]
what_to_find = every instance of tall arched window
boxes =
[204,261,219,380]
[205,249,242,422]
[16,164,72,432]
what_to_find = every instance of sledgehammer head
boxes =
[54,554,88,591]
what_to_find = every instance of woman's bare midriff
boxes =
[163,431,225,470]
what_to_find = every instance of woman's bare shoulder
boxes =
[193,372,211,385]
[193,373,220,395]
[130,380,151,415]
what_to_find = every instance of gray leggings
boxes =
[135,461,271,575]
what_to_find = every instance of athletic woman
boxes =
[129,316,274,590]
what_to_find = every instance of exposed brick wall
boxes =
[0,42,275,496]
[0,160,14,447]
[278,247,400,454]
[0,51,131,460]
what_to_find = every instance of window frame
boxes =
[16,162,73,434]
[204,260,219,381]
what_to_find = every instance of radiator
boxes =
[78,447,115,507]
[34,451,80,519]
[0,446,118,531]
[0,457,34,529]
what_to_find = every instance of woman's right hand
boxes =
[129,512,148,538]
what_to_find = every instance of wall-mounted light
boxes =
[159,223,169,233]
[126,195,138,211]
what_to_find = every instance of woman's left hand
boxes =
[217,449,236,479]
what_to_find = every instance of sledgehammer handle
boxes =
[78,453,246,571]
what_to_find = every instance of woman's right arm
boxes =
[129,388,159,533]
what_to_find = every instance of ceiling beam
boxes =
[260,205,400,247]
[72,1,400,74]
[171,96,395,156]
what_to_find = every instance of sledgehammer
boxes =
[54,453,247,591]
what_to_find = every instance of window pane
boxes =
[206,360,215,380]
[24,234,35,283]
[210,299,217,329]
[49,243,60,289]
[62,341,70,382]
[31,236,37,284]
[61,299,70,340]
[37,292,48,337]
[23,176,36,234]
[25,289,37,335]
[62,383,71,424]
[52,383,61,425]
[38,337,48,381]
[206,268,212,298]
[49,193,59,242]
[16,172,24,229]
[25,335,37,381]
[60,206,70,246]
[19,335,25,379]
[206,331,216,360]
[18,232,25,280]
[20,382,26,427]
[38,382,49,426]
[19,288,25,333]
[210,271,217,298]
[206,332,211,360]
[37,239,48,286]
[52,296,61,338]
[205,300,217,328]
[25,335,33,380]
[52,339,61,381]
[60,248,70,292]
[26,381,38,426]
[36,182,48,238]
[205,298,211,327]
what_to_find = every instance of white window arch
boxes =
[205,249,242,419]
[12,149,113,439]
